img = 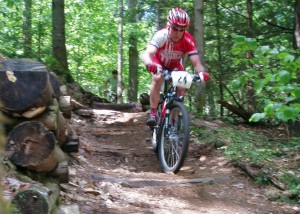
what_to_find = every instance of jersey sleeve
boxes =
[184,32,198,56]
[149,29,168,49]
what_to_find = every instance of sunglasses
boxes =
[171,26,185,32]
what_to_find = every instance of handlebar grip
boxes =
[162,70,172,80]
[192,75,201,82]
[157,66,163,74]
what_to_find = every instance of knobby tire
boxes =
[158,101,190,173]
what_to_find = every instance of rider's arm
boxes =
[189,54,205,74]
[141,45,157,66]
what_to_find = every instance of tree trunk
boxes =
[215,0,225,117]
[117,0,124,104]
[156,0,165,30]
[23,0,33,58]
[52,0,73,83]
[127,0,139,102]
[294,0,300,49]
[246,0,256,113]
[194,0,206,114]
[0,59,53,116]
[206,81,216,117]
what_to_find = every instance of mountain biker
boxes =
[141,7,210,126]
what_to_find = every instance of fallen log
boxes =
[61,125,79,153]
[70,98,87,110]
[73,108,93,117]
[234,162,287,191]
[49,160,69,183]
[59,96,72,118]
[51,99,69,145]
[49,72,61,99]
[34,105,60,133]
[56,111,68,145]
[139,93,150,112]
[3,104,68,146]
[11,181,60,214]
[0,58,53,116]
[139,93,150,106]
[5,121,67,172]
[217,100,252,121]
[92,101,142,112]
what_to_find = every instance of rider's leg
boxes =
[146,73,164,126]
[150,74,164,109]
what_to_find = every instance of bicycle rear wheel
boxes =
[158,101,190,173]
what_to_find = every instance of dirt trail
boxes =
[59,109,297,214]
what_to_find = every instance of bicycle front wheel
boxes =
[158,101,190,174]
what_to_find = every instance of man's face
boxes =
[169,26,185,43]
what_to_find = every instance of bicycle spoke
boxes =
[172,143,180,164]
[164,140,183,167]
[165,141,174,166]
[174,141,182,158]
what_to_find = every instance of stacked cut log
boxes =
[0,58,79,213]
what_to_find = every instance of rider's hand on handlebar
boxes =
[199,71,210,82]
[146,62,161,74]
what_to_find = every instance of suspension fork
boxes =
[161,100,167,118]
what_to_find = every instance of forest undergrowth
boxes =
[190,117,300,205]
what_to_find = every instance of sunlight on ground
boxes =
[92,109,146,124]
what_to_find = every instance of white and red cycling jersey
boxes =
[149,28,198,71]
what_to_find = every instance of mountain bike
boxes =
[150,69,201,174]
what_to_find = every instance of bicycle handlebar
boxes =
[158,68,201,83]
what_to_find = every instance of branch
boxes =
[210,72,245,110]
[219,3,293,34]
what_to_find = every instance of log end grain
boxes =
[11,189,49,214]
[5,121,57,172]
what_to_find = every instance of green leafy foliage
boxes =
[278,172,300,204]
[231,35,300,123]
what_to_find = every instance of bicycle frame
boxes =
[159,83,184,120]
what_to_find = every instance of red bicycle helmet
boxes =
[167,8,190,28]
